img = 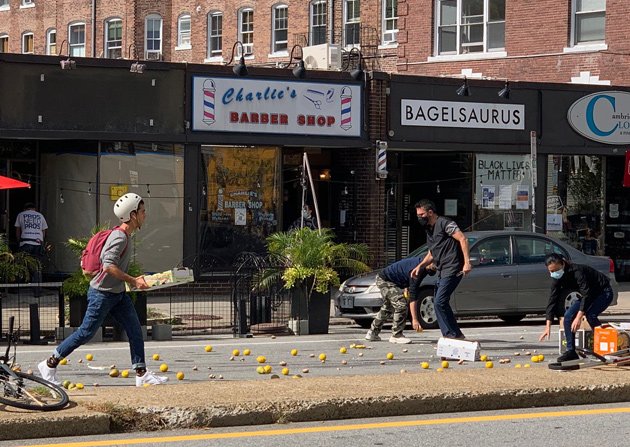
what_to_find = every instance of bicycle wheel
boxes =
[0,371,69,411]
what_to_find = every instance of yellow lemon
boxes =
[257,355,267,364]
[263,365,272,374]
[152,354,160,361]
[143,383,151,388]
[339,347,347,354]
[421,362,430,369]
[62,380,71,389]
[290,349,298,356]
[176,371,185,380]
[282,367,290,375]
[75,383,84,390]
[243,349,251,356]
[531,356,539,363]
[319,353,327,361]
[480,354,488,362]
[232,349,240,357]
[121,369,129,378]
[85,354,94,361]
[256,366,265,374]
[204,345,213,352]
[386,352,394,360]
[59,358,68,366]
[524,363,531,368]
[441,360,449,369]
[436,368,444,372]
[159,363,168,372]
[515,363,522,368]
[538,354,545,362]
[485,361,494,369]
[109,368,119,378]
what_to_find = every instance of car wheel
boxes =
[416,290,439,330]
[499,314,526,324]
[564,290,582,311]
[354,319,373,329]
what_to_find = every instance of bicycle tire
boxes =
[0,371,69,411]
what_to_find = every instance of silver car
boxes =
[333,231,619,329]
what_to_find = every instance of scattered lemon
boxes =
[281,367,290,375]
[257,355,267,364]
[319,353,327,361]
[290,349,298,356]
[204,345,213,352]
[524,363,531,368]
[176,371,185,380]
[109,369,119,378]
[152,354,160,361]
[515,364,522,368]
[143,383,151,388]
[159,363,169,372]
[62,380,71,389]
[121,369,129,378]
[85,354,94,361]
[480,354,488,362]
[421,362,430,369]
[232,349,240,357]
[441,360,449,369]
[386,352,394,360]
[256,366,265,374]
[538,354,545,362]
[75,383,84,390]
[68,383,76,390]
[531,356,539,363]
[436,368,444,372]
[243,349,251,356]
[485,361,494,369]
[339,347,347,354]
[59,358,68,366]
[263,365,272,374]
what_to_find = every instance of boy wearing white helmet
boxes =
[39,194,168,387]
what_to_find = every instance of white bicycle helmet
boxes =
[114,193,143,223]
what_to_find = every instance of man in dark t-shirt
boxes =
[411,199,472,339]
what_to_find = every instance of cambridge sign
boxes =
[567,91,630,144]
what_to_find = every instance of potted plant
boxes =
[262,227,370,334]
[0,234,40,283]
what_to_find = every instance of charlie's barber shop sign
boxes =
[568,91,630,144]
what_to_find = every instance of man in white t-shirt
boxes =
[14,202,48,283]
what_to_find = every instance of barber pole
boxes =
[202,79,216,125]
[376,143,387,178]
[340,86,352,130]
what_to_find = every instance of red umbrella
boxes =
[0,175,31,190]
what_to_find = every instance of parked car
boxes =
[333,231,619,329]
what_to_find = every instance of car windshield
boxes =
[407,237,477,258]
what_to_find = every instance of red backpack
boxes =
[81,227,128,276]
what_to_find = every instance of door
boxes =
[454,236,517,313]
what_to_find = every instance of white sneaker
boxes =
[365,330,381,341]
[38,360,61,385]
[136,370,169,387]
[389,334,412,344]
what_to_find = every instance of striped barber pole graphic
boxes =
[340,86,352,130]
[376,147,387,174]
[202,79,216,125]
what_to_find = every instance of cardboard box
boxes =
[436,337,481,361]
[594,325,630,355]
[127,267,194,292]
[558,329,593,354]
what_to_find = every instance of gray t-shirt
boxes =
[426,216,464,278]
[90,229,130,293]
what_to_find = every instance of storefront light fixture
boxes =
[498,81,510,99]
[348,47,364,81]
[128,44,146,74]
[287,44,306,79]
[456,77,470,96]
[226,41,248,77]
[58,40,76,70]
[319,169,331,181]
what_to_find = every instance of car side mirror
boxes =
[469,256,480,266]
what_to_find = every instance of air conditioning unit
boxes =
[302,43,341,71]
[145,51,162,61]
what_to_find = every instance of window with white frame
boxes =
[0,35,8,53]
[105,18,122,58]
[46,28,56,55]
[436,0,505,55]
[208,12,223,58]
[145,14,162,59]
[310,1,327,46]
[178,13,191,48]
[573,0,605,45]
[0,0,10,9]
[272,4,288,53]
[239,8,254,55]
[21,0,34,6]
[344,0,360,47]
[22,32,33,54]
[382,0,398,44]
[69,23,85,56]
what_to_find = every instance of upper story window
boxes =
[382,0,398,44]
[0,0,10,10]
[0,35,8,53]
[69,22,85,57]
[178,13,191,48]
[22,32,33,54]
[573,0,605,45]
[436,0,505,55]
[310,1,327,46]
[21,0,34,6]
[239,8,254,56]
[105,18,122,58]
[344,0,360,47]
[145,14,163,60]
[46,28,56,55]
[272,4,288,53]
[208,12,223,58]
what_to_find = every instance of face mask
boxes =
[550,269,564,280]
[417,216,429,226]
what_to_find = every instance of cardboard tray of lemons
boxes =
[127,267,194,292]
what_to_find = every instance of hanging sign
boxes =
[568,91,630,144]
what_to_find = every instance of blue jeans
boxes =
[564,287,613,352]
[55,287,146,369]
[434,275,464,338]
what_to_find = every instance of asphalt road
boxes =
[4,403,630,447]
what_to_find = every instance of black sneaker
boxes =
[556,350,579,363]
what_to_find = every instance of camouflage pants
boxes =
[370,275,408,336]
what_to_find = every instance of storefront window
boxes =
[199,146,281,272]
[473,153,533,231]
[546,155,604,255]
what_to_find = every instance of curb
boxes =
[0,411,110,441]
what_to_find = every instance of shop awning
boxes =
[0,175,30,190]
